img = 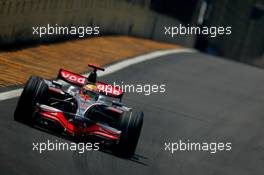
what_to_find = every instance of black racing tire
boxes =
[114,111,144,158]
[14,76,48,124]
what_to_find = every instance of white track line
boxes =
[0,48,195,101]
[0,89,23,101]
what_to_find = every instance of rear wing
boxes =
[57,69,87,86]
[57,69,123,99]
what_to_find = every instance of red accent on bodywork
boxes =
[58,69,87,86]
[88,64,105,71]
[107,107,123,114]
[96,81,123,97]
[48,87,64,94]
[39,110,120,140]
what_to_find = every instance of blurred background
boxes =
[0,0,263,67]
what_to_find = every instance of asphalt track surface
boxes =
[1,52,264,175]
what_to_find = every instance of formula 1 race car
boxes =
[14,64,143,158]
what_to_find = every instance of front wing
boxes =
[34,106,120,141]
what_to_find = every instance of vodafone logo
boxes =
[61,70,86,84]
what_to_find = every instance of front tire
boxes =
[114,111,144,158]
[14,76,48,124]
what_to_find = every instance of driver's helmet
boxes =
[80,84,99,100]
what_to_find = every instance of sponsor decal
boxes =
[60,70,86,84]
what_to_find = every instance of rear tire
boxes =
[14,76,48,124]
[114,111,144,158]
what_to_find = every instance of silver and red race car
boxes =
[14,64,144,158]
